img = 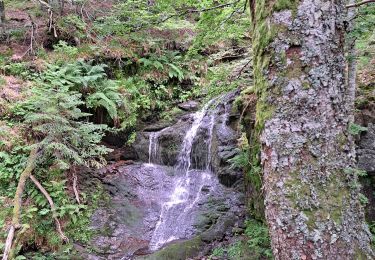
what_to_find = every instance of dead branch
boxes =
[157,0,241,24]
[2,148,38,260]
[232,59,252,80]
[30,175,69,243]
[22,14,37,57]
[2,226,15,260]
[346,0,375,8]
[72,167,81,204]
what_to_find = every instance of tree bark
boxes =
[2,149,38,260]
[0,1,5,25]
[347,0,357,125]
[249,0,374,258]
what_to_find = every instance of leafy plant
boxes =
[348,123,368,135]
[1,62,33,79]
[245,219,273,259]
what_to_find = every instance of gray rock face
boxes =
[358,123,375,174]
[82,163,244,259]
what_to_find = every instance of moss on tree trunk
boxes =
[0,1,5,25]
[249,0,374,258]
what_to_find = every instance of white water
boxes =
[175,99,215,172]
[148,132,159,164]
[149,98,218,250]
[206,114,216,171]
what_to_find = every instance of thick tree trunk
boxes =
[249,0,373,258]
[0,1,5,25]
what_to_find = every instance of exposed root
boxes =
[30,175,69,243]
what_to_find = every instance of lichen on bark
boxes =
[249,0,374,258]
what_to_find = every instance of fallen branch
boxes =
[30,175,69,243]
[2,148,38,260]
[346,0,375,8]
[22,14,37,57]
[72,167,81,204]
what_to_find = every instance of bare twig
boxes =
[22,14,37,57]
[36,0,51,9]
[346,0,375,8]
[233,59,252,80]
[30,175,69,243]
[157,0,241,24]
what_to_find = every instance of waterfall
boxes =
[148,127,171,165]
[148,132,159,164]
[148,98,219,250]
[175,99,215,172]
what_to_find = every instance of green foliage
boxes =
[369,221,375,248]
[189,0,250,55]
[228,133,250,170]
[53,41,79,63]
[227,241,244,259]
[0,144,28,196]
[1,62,33,79]
[245,219,273,259]
[358,193,369,205]
[211,247,225,257]
[0,59,114,253]
[0,76,6,88]
[57,14,87,41]
[348,123,368,135]
[344,167,368,177]
[24,87,111,168]
[14,60,126,127]
[210,241,246,260]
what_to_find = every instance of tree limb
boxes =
[29,175,69,243]
[72,167,81,204]
[157,0,241,24]
[346,0,375,8]
[2,148,38,260]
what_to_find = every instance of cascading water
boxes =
[148,98,219,250]
[85,90,245,259]
[148,132,159,164]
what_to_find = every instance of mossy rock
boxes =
[138,236,203,260]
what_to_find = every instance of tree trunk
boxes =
[249,0,373,258]
[0,1,5,25]
[346,0,357,125]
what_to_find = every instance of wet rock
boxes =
[105,145,138,162]
[178,100,200,111]
[218,146,240,162]
[143,121,172,132]
[201,213,236,243]
[137,236,203,260]
[133,117,191,166]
